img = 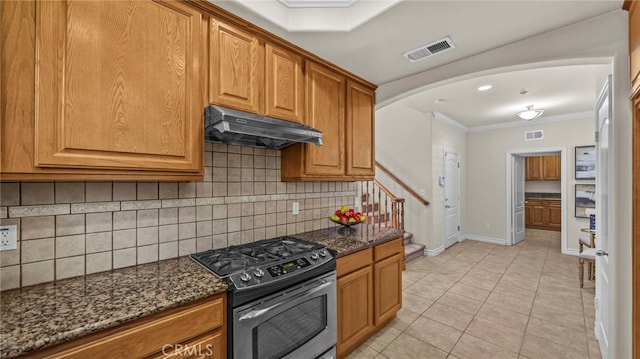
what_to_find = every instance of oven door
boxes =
[233,271,337,359]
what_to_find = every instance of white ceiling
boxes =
[210,0,622,127]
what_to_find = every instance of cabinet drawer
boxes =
[148,330,223,359]
[374,237,403,261]
[337,248,372,277]
[50,297,224,359]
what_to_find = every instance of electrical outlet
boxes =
[292,202,299,216]
[0,225,18,251]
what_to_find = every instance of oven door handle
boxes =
[238,279,334,322]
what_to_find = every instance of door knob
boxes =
[596,250,609,256]
[445,205,451,208]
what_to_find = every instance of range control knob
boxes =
[253,268,265,278]
[240,272,252,282]
[310,253,319,260]
[319,250,327,257]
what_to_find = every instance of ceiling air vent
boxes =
[402,36,456,63]
[524,130,544,141]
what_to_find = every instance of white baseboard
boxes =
[424,245,445,257]
[464,234,507,246]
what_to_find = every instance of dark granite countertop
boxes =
[0,257,228,358]
[0,225,403,358]
[293,225,405,257]
[525,192,561,201]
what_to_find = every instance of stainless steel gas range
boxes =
[191,236,337,359]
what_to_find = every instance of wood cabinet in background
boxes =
[1,0,204,180]
[209,20,305,124]
[525,199,561,231]
[281,62,375,181]
[209,18,261,114]
[346,80,376,177]
[336,237,403,359]
[525,155,561,181]
[265,43,305,123]
[31,294,226,358]
[337,251,375,358]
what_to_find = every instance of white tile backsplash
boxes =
[0,145,357,288]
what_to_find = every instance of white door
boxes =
[444,152,460,248]
[512,155,526,244]
[594,75,611,359]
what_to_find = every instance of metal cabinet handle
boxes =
[445,205,451,208]
[596,250,609,256]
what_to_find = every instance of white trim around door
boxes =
[505,147,570,254]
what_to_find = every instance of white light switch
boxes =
[292,202,299,216]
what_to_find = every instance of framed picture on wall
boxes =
[575,184,596,218]
[575,145,596,180]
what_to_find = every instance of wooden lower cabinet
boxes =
[29,294,226,359]
[337,264,375,355]
[336,237,403,358]
[374,253,402,325]
[525,199,561,231]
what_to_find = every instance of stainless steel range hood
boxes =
[204,105,323,150]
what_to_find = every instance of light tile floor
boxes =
[346,229,600,359]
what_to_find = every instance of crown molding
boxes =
[432,111,469,132]
[466,110,593,132]
[430,110,593,133]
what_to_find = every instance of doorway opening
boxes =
[506,148,568,254]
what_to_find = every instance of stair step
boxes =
[365,211,389,224]
[361,202,380,213]
[405,243,425,263]
[403,231,413,245]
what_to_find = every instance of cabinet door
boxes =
[337,265,374,357]
[35,0,202,172]
[530,201,546,226]
[265,44,304,123]
[548,201,562,230]
[304,61,346,176]
[542,155,561,180]
[525,203,533,227]
[374,253,402,325]
[346,80,375,177]
[525,157,542,180]
[210,18,260,113]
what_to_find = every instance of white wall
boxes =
[431,114,466,253]
[375,105,432,249]
[376,10,631,357]
[465,117,594,251]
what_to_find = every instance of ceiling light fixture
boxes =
[477,85,492,91]
[517,105,544,121]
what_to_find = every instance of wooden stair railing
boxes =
[376,161,430,206]
[359,179,405,231]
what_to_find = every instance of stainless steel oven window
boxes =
[254,296,327,359]
[233,272,337,359]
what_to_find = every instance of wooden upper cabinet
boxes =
[209,18,261,113]
[526,155,560,181]
[303,61,346,176]
[346,80,375,177]
[265,44,304,123]
[34,0,202,173]
[542,155,561,180]
[281,62,376,181]
[525,157,542,180]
